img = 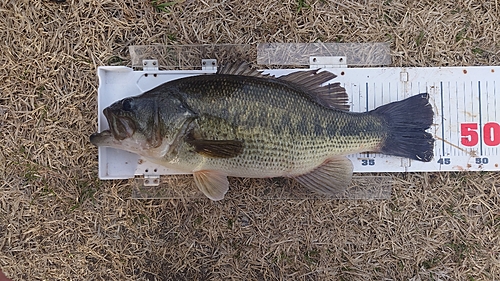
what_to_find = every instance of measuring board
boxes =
[95,65,500,183]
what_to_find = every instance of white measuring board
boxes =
[95,66,500,180]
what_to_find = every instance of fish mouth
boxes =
[90,130,113,146]
[103,107,136,141]
[90,108,137,147]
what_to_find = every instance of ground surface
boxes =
[1,0,500,280]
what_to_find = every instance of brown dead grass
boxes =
[1,0,500,280]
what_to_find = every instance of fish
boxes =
[90,62,434,201]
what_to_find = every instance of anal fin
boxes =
[293,156,353,196]
[193,170,229,201]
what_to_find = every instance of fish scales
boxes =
[164,74,386,177]
[90,62,434,200]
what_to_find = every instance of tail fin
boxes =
[371,93,434,162]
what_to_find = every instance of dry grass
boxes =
[1,0,500,280]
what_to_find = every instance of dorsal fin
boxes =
[279,69,349,111]
[217,62,349,111]
[217,61,269,78]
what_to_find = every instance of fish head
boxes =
[90,94,195,156]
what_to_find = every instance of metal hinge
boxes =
[309,56,347,68]
[142,60,159,71]
[143,175,160,187]
[202,59,217,71]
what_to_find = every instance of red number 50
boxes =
[461,122,500,147]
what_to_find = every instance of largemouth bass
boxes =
[90,62,434,200]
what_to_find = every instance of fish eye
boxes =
[122,98,133,111]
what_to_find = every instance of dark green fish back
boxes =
[177,74,381,136]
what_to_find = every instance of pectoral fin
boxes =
[293,156,353,196]
[185,114,244,158]
[193,170,229,201]
[187,139,244,158]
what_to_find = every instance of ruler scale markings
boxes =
[396,79,399,100]
[431,81,438,161]
[446,81,449,157]
[354,81,360,111]
[443,81,447,157]
[493,80,497,158]
[440,81,446,158]
[356,81,364,160]
[489,80,494,159]
[355,81,358,112]
[456,82,465,156]
[369,81,376,159]
[349,82,356,159]
[365,82,369,112]
[462,81,468,156]
[478,81,483,155]
[451,81,456,157]
[381,81,384,104]
[491,80,495,152]
[461,81,465,157]
[455,81,465,158]
[410,78,413,96]
[408,80,411,98]
[483,81,488,158]
[373,82,377,110]
[441,81,451,158]
[455,80,460,157]
[347,82,351,110]
[453,81,459,157]
[359,80,364,112]
[366,79,371,164]
[446,81,450,157]
[496,81,498,158]
[467,80,473,157]
[495,81,498,126]
[370,82,373,111]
